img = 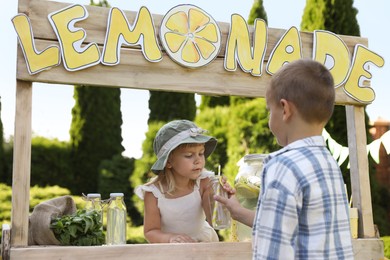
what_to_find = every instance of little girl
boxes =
[135,120,219,243]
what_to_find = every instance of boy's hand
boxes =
[220,175,236,197]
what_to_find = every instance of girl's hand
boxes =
[169,234,196,243]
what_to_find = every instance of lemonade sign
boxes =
[12,4,384,103]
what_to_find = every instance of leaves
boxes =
[50,209,105,246]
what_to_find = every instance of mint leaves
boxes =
[50,209,105,246]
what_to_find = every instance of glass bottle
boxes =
[209,175,231,230]
[106,193,127,245]
[85,193,103,230]
[233,153,266,241]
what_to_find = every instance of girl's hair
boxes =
[267,59,335,124]
[147,143,202,195]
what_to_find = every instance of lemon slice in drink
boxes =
[235,177,260,199]
[160,5,222,68]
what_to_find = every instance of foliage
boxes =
[301,0,359,35]
[195,106,230,173]
[0,136,13,185]
[98,154,142,225]
[369,171,390,236]
[0,98,5,184]
[130,122,164,215]
[0,183,12,224]
[70,85,124,195]
[383,236,390,259]
[30,136,73,188]
[199,95,230,111]
[148,91,196,123]
[29,185,72,210]
[50,209,105,246]
[224,98,279,182]
[127,225,147,244]
[247,0,268,25]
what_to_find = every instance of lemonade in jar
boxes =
[232,154,266,242]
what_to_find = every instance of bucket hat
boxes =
[151,120,217,173]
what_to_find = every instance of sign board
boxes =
[12,0,383,104]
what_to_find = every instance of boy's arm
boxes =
[214,193,255,227]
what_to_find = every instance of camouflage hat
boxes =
[151,120,217,174]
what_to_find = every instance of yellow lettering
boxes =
[224,15,267,76]
[12,14,60,75]
[102,7,162,65]
[344,44,384,103]
[313,30,350,87]
[266,27,302,74]
[48,4,100,71]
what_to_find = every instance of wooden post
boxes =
[345,105,375,238]
[10,80,33,246]
[1,224,11,260]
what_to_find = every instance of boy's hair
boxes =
[268,59,335,124]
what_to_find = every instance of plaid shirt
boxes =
[252,136,353,260]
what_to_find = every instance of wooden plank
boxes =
[16,39,361,105]
[352,239,384,259]
[10,242,253,260]
[346,105,375,238]
[10,80,33,246]
[8,239,384,260]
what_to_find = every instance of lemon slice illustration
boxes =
[160,5,222,68]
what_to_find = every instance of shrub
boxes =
[383,236,390,259]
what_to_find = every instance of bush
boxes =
[30,137,73,189]
[225,98,279,182]
[195,106,230,174]
[383,236,390,259]
[98,154,141,225]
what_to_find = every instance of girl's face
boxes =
[167,143,206,180]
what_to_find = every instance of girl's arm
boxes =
[143,191,195,243]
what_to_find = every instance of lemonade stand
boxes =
[1,0,385,259]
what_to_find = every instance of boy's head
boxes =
[151,120,217,174]
[266,59,335,125]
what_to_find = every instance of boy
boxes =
[216,59,353,259]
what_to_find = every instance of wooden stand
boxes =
[3,0,384,259]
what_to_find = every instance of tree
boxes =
[247,0,268,25]
[224,98,279,182]
[70,85,124,194]
[148,91,196,123]
[0,98,5,182]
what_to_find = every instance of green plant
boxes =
[383,236,390,259]
[50,209,105,246]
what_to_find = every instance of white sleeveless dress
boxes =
[135,171,219,242]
